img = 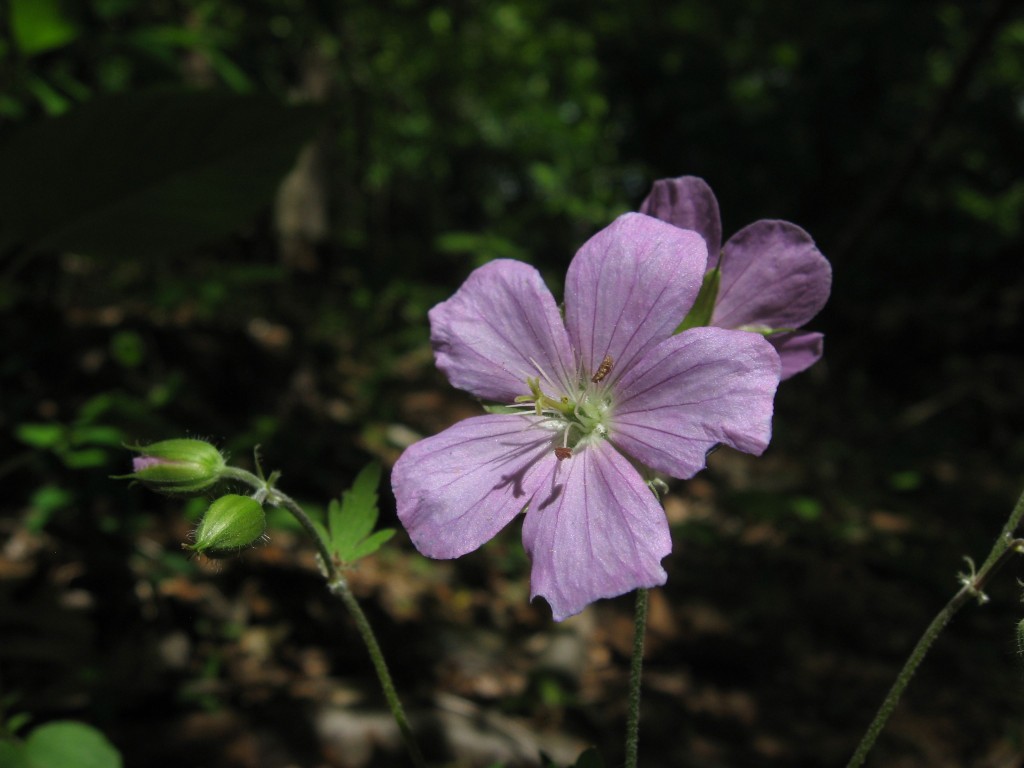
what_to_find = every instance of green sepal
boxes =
[185,494,266,558]
[735,324,796,337]
[482,404,520,414]
[676,265,720,333]
[328,463,395,566]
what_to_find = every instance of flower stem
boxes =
[625,587,649,768]
[329,578,427,768]
[221,466,427,768]
[845,486,1024,768]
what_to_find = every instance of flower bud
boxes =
[185,494,266,558]
[118,439,226,495]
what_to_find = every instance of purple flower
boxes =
[392,213,781,620]
[640,176,832,379]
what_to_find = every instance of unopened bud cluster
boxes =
[119,438,267,558]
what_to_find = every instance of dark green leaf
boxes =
[11,0,80,56]
[23,721,122,768]
[0,89,324,258]
[572,747,605,768]
[0,740,29,768]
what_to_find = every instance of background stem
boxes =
[845,528,1024,768]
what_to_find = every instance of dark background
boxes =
[2,0,1023,766]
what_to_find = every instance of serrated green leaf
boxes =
[23,721,122,768]
[329,463,391,564]
[350,528,396,561]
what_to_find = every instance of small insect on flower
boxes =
[554,447,573,461]
[591,354,614,383]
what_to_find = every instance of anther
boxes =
[554,447,572,461]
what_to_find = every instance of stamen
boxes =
[528,356,561,396]
[591,354,613,383]
[554,447,572,461]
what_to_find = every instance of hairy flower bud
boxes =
[118,439,227,495]
[185,494,266,558]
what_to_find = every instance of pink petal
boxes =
[392,414,557,559]
[770,331,824,380]
[712,220,832,331]
[522,440,670,621]
[639,176,723,258]
[430,260,576,403]
[610,327,781,479]
[564,213,707,385]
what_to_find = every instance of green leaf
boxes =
[68,425,124,448]
[14,423,65,449]
[61,448,110,469]
[349,528,396,561]
[328,463,392,564]
[6,712,32,736]
[23,721,122,768]
[0,89,324,258]
[26,486,73,532]
[0,740,29,768]
[572,747,605,768]
[11,0,80,56]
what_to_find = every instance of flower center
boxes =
[512,357,615,460]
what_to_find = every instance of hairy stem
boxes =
[329,579,426,768]
[846,486,1024,767]
[625,587,649,768]
[221,466,427,768]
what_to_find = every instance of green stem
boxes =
[221,466,427,768]
[329,579,426,768]
[845,486,1024,768]
[625,587,649,768]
